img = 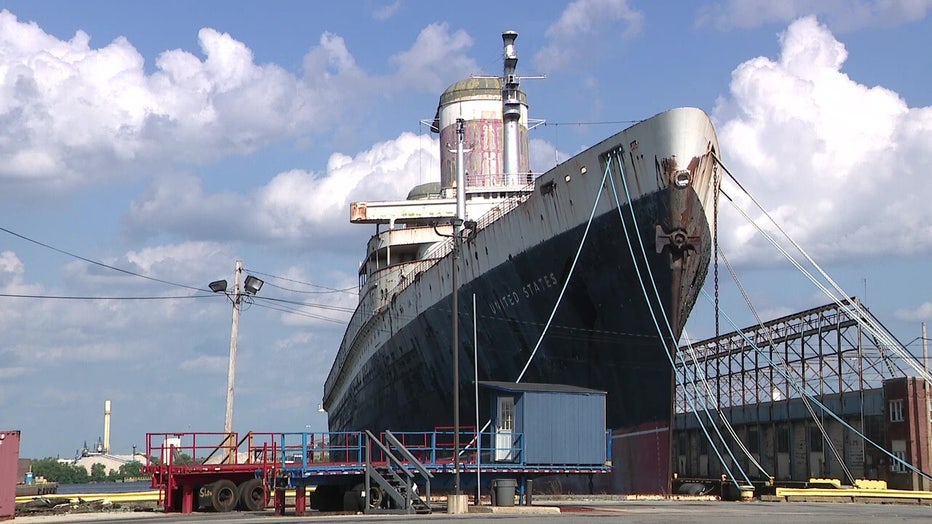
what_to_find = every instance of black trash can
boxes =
[491,478,516,507]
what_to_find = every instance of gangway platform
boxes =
[143,427,611,514]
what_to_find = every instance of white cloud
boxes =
[0,12,472,198]
[388,23,479,92]
[178,354,228,373]
[533,0,644,72]
[127,132,439,245]
[896,302,932,322]
[697,0,932,31]
[372,1,402,20]
[528,138,567,174]
[713,16,932,265]
[0,11,312,190]
[0,251,24,274]
[120,242,226,279]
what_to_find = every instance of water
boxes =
[56,480,152,494]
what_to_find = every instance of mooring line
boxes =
[606,149,755,487]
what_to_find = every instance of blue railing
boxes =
[276,429,532,476]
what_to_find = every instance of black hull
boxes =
[329,185,711,433]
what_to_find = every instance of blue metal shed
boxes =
[480,381,607,465]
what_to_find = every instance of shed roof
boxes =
[479,381,606,395]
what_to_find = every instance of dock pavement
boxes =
[12,497,932,523]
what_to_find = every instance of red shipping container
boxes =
[0,430,21,520]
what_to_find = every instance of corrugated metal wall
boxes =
[672,388,888,483]
[520,392,606,465]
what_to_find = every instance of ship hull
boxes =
[326,107,718,440]
[330,191,708,433]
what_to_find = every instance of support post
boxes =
[274,487,286,515]
[295,485,306,516]
[181,484,195,514]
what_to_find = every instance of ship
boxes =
[323,32,720,462]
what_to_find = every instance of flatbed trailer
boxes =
[142,431,281,513]
[143,427,611,514]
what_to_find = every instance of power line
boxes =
[543,120,641,127]
[244,269,356,295]
[254,295,356,314]
[0,225,206,292]
[0,293,211,301]
[251,302,347,325]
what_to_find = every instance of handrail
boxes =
[365,430,413,479]
[384,430,434,479]
[365,430,418,512]
[385,430,432,510]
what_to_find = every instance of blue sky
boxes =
[1,1,930,459]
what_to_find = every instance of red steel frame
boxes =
[143,431,280,513]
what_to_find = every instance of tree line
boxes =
[30,457,149,484]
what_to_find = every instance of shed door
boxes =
[495,396,515,461]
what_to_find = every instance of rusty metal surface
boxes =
[0,430,21,519]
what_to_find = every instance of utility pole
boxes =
[452,118,466,497]
[923,322,928,374]
[224,260,244,436]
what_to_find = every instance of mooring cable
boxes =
[606,149,755,487]
[714,155,930,385]
[705,288,932,482]
[716,246,856,485]
[463,160,616,454]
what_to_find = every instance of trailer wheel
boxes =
[368,486,383,508]
[311,485,341,512]
[238,478,267,511]
[209,479,239,512]
[344,483,366,512]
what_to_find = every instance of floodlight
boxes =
[243,275,264,295]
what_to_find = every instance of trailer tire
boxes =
[209,479,239,512]
[169,488,183,512]
[368,486,383,508]
[238,478,267,511]
[344,483,366,512]
[311,485,341,512]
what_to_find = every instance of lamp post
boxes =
[451,219,461,496]
[209,260,264,436]
[435,217,475,498]
[450,118,475,498]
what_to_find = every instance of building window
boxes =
[747,427,760,454]
[891,451,908,473]
[890,440,908,473]
[889,399,904,423]
[809,425,823,452]
[777,426,790,454]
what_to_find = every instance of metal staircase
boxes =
[364,430,432,514]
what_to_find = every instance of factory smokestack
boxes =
[103,400,111,455]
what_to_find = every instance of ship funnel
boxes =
[433,32,529,192]
[103,400,111,455]
[502,31,521,185]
